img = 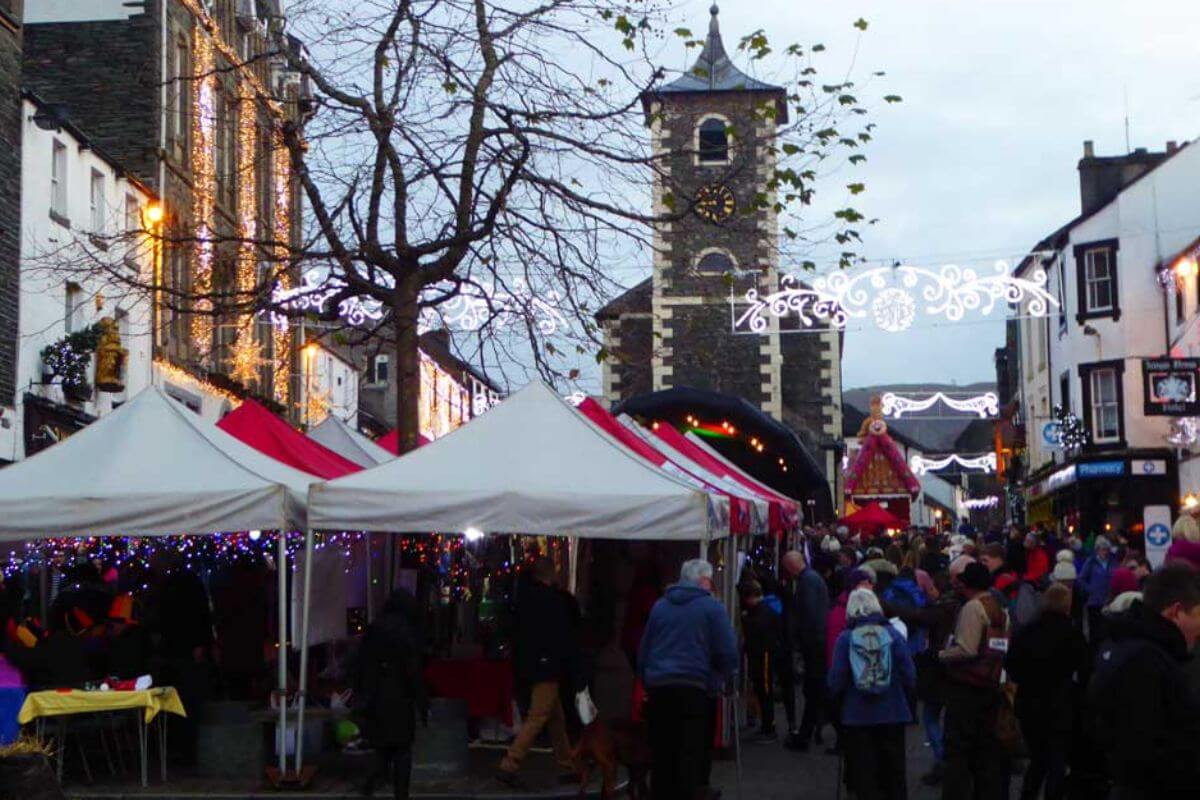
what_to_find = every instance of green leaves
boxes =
[884,94,903,103]
[853,18,869,31]
[847,182,865,195]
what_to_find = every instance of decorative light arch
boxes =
[910,452,997,475]
[881,391,1000,419]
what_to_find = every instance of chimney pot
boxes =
[1083,140,1095,158]
[1168,140,1179,153]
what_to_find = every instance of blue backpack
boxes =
[849,624,894,694]
[883,578,928,655]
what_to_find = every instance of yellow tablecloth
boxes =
[18,687,186,725]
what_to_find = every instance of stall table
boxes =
[424,658,514,727]
[18,687,185,787]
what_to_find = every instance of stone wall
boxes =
[0,6,22,404]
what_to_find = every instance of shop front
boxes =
[1025,451,1178,538]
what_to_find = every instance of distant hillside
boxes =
[844,382,997,452]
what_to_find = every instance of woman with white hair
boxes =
[827,588,916,800]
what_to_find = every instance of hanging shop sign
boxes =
[1143,358,1200,416]
[1040,421,1064,451]
[1077,460,1125,479]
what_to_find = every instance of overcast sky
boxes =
[655,0,1200,390]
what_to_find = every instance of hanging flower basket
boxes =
[40,324,103,402]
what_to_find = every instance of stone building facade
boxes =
[598,6,843,495]
[23,0,304,419]
[0,1,22,406]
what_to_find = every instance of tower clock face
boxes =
[695,183,736,224]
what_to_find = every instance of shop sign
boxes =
[1143,358,1200,416]
[1078,460,1125,479]
[1131,459,1168,477]
[1041,421,1064,451]
[1144,504,1173,569]
[1032,464,1076,497]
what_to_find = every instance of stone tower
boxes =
[597,4,844,491]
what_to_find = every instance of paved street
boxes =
[711,726,944,800]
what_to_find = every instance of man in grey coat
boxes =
[781,549,830,749]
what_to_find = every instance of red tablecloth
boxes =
[424,658,514,726]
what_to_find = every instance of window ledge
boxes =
[49,210,72,230]
[1076,308,1121,324]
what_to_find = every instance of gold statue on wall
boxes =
[94,317,127,393]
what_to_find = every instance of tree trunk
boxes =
[392,277,423,455]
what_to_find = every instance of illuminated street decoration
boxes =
[910,452,997,475]
[881,391,1000,419]
[962,496,1001,511]
[271,269,386,330]
[190,33,216,360]
[733,261,1058,334]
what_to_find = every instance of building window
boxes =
[50,140,68,221]
[1074,239,1120,322]
[89,169,106,233]
[1079,360,1125,448]
[173,36,190,165]
[369,354,390,385]
[695,249,736,275]
[1178,277,1187,324]
[1089,369,1119,442]
[1059,371,1070,415]
[64,283,82,334]
[1056,254,1067,333]
[697,117,730,164]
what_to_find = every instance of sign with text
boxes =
[1144,504,1173,569]
[1078,460,1125,479]
[1143,358,1200,416]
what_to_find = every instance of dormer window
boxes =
[697,117,730,164]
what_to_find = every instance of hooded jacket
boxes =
[639,583,738,695]
[1088,603,1200,794]
[827,613,916,727]
[1077,553,1117,608]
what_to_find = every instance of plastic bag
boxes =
[575,688,598,726]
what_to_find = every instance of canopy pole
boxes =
[276,531,288,777]
[293,527,316,776]
[568,537,580,594]
[365,533,374,623]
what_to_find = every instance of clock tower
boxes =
[598,4,844,493]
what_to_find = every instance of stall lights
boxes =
[463,527,485,543]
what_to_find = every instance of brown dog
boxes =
[571,718,651,800]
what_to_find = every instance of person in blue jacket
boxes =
[639,559,738,800]
[828,588,916,800]
[1077,536,1117,644]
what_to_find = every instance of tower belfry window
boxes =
[698,117,729,164]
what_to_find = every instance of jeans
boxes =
[500,681,574,774]
[922,701,945,763]
[748,650,775,733]
[841,724,907,800]
[647,685,715,800]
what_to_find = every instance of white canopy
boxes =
[0,387,314,538]
[308,381,730,540]
[307,414,394,467]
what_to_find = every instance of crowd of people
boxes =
[637,518,1200,800]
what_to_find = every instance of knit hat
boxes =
[1109,567,1139,597]
[1104,591,1142,616]
[845,567,875,588]
[959,561,993,591]
[1094,535,1113,552]
[1051,561,1077,582]
[1056,549,1075,564]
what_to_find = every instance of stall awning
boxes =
[309,381,730,540]
[308,415,394,468]
[839,501,908,532]
[376,429,431,454]
[0,387,313,538]
[575,398,759,535]
[217,401,361,479]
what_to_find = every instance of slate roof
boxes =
[596,277,652,321]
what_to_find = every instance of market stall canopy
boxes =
[839,502,907,533]
[217,400,361,479]
[307,415,394,468]
[575,397,759,535]
[0,387,313,538]
[309,381,731,540]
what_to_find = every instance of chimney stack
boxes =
[1083,140,1095,158]
[1168,140,1179,154]
[1077,141,1170,216]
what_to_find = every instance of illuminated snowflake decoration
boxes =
[871,288,917,333]
[733,260,1058,334]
